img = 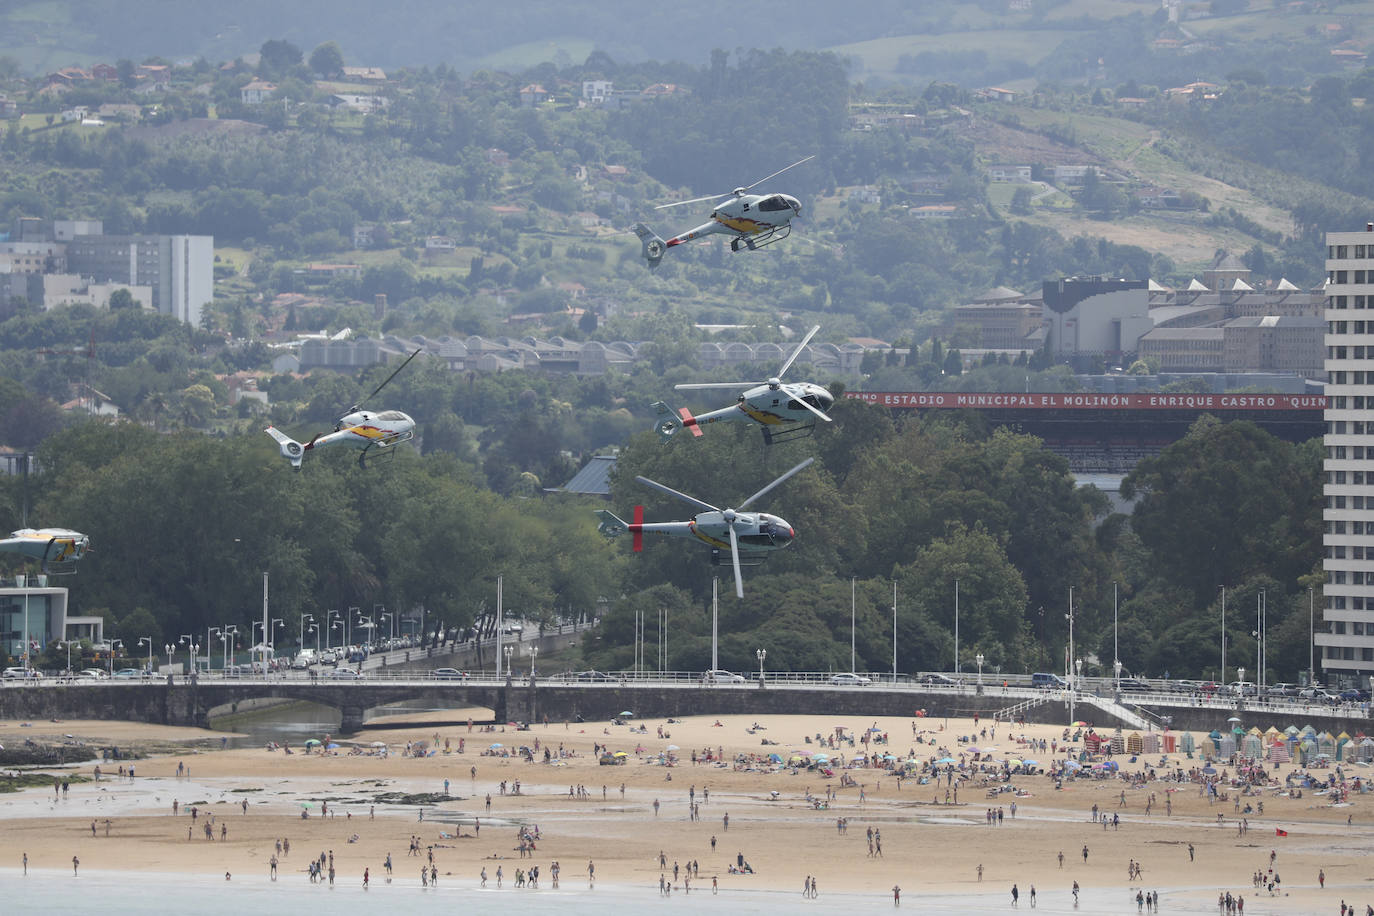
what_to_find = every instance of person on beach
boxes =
[72,855,79,876]
[1012,883,1019,906]
[893,884,900,905]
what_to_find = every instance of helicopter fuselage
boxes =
[633,511,796,554]
[0,528,91,564]
[685,382,834,432]
[310,409,416,453]
[664,193,802,248]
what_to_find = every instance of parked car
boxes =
[572,670,616,682]
[918,673,961,686]
[327,667,361,679]
[829,672,872,686]
[112,668,146,679]
[701,670,745,684]
[2,666,38,679]
[432,668,465,680]
[78,668,109,679]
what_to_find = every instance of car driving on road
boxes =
[829,673,872,686]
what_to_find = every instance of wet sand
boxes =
[0,711,1368,912]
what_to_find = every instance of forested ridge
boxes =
[0,16,1352,679]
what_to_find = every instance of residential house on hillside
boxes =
[986,163,1031,182]
[89,63,117,81]
[341,66,386,82]
[0,94,18,119]
[241,80,276,105]
[519,84,549,107]
[582,80,612,105]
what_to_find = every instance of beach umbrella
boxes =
[1063,760,1082,770]
[304,739,321,747]
[1023,759,1041,766]
[666,744,680,751]
[614,751,629,757]
[300,801,315,809]
[936,757,956,764]
[370,741,387,748]
[620,711,634,718]
[489,742,503,749]
[768,753,782,763]
[1201,765,1216,774]
[1072,721,1087,727]
[326,743,339,750]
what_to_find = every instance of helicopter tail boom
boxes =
[634,223,667,269]
[264,426,305,470]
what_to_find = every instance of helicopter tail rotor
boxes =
[264,426,305,471]
[596,506,645,551]
[634,223,667,270]
[652,401,702,440]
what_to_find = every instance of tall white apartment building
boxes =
[1319,224,1374,685]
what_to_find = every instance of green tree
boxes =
[309,42,344,78]
[108,288,135,310]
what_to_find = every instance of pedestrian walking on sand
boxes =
[893,884,901,905]
[1012,883,1019,906]
[23,852,28,875]
[72,856,79,877]
[363,867,369,889]
[1030,885,1036,908]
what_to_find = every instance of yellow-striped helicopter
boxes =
[266,348,421,470]
[634,156,814,269]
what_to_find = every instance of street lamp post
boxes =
[347,607,360,651]
[1237,667,1245,702]
[1220,585,1227,684]
[756,648,767,685]
[1309,586,1316,688]
[61,640,73,675]
[1114,659,1123,700]
[138,637,152,676]
[308,624,319,656]
[164,643,174,671]
[179,635,193,675]
[327,610,340,650]
[380,613,392,646]
[300,613,314,657]
[1075,657,1083,703]
[503,645,513,684]
[223,625,237,671]
[530,645,538,679]
[208,627,222,672]
[975,652,984,695]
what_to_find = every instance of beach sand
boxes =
[0,709,1367,912]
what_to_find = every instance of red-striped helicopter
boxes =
[634,156,814,269]
[596,458,812,598]
[652,325,832,445]
[266,348,421,470]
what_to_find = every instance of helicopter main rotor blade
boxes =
[654,193,731,210]
[728,525,744,599]
[634,476,720,514]
[674,381,769,391]
[781,384,833,423]
[350,347,422,411]
[738,457,814,511]
[742,155,816,193]
[776,324,821,379]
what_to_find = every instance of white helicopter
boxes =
[653,325,833,445]
[634,156,814,269]
[596,457,812,598]
[266,348,421,470]
[0,528,91,572]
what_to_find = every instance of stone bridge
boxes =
[0,679,1368,736]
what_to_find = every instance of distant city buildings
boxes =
[948,252,1325,379]
[0,219,212,326]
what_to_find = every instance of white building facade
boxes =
[1319,225,1374,684]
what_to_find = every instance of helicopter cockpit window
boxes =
[374,410,408,421]
[786,395,823,410]
[757,195,792,212]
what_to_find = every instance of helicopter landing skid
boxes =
[358,430,414,468]
[710,548,767,568]
[761,422,815,445]
[731,224,791,252]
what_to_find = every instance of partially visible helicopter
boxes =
[653,325,833,445]
[266,348,421,470]
[596,458,812,598]
[634,156,814,269]
[0,528,91,572]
